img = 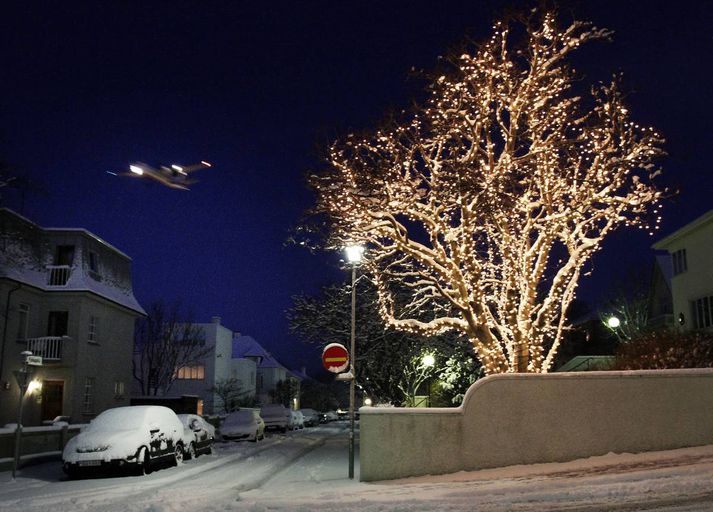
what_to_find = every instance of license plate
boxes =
[78,460,101,466]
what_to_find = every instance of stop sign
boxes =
[322,343,349,373]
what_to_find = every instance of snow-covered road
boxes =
[3,422,713,511]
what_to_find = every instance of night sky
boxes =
[2,1,712,375]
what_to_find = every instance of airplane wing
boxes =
[177,161,212,174]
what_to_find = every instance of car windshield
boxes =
[223,411,253,425]
[86,408,146,431]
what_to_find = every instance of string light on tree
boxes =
[310,9,665,375]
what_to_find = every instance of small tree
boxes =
[209,378,254,413]
[271,378,300,408]
[132,301,210,396]
[310,10,665,374]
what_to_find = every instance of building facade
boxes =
[652,209,713,332]
[232,334,300,407]
[166,316,257,415]
[0,208,145,425]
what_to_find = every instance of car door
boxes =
[190,417,208,451]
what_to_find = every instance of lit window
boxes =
[176,365,205,380]
[82,377,95,413]
[672,249,687,275]
[17,303,30,340]
[88,316,99,343]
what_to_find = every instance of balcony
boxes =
[26,336,66,361]
[47,265,72,286]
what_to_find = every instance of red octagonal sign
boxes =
[322,343,349,373]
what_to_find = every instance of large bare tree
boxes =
[132,301,210,396]
[310,11,665,374]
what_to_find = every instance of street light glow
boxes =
[607,316,621,329]
[129,165,144,175]
[422,354,435,367]
[345,244,364,264]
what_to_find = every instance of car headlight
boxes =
[77,445,109,453]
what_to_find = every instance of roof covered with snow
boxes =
[232,334,292,372]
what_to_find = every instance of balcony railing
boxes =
[26,336,66,361]
[47,265,72,286]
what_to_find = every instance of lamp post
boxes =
[344,243,364,480]
[422,353,435,407]
[12,350,33,479]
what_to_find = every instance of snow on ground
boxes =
[2,423,713,511]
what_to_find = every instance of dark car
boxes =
[177,414,215,458]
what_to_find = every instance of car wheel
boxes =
[205,445,212,455]
[251,431,258,442]
[186,442,196,460]
[136,447,151,476]
[174,443,184,466]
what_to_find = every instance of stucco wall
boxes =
[360,369,713,481]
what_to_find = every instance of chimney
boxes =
[211,316,221,325]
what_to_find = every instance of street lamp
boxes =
[607,316,621,329]
[12,350,34,480]
[344,243,364,480]
[422,353,435,407]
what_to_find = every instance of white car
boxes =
[62,406,185,477]
[260,404,289,433]
[289,410,304,430]
[299,409,320,427]
[177,414,215,457]
[220,409,265,442]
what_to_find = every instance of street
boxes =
[3,423,713,511]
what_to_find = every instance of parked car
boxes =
[322,410,339,422]
[289,410,304,430]
[62,405,185,477]
[299,408,320,427]
[260,404,290,433]
[221,409,265,441]
[177,414,215,457]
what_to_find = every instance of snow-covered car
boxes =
[289,410,304,430]
[260,404,290,433]
[220,409,265,441]
[62,405,186,477]
[321,410,339,422]
[177,414,215,457]
[299,408,320,427]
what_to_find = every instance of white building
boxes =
[652,209,713,331]
[163,317,256,415]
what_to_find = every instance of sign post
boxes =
[12,351,37,479]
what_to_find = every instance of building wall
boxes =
[653,212,713,332]
[360,369,713,481]
[0,282,136,425]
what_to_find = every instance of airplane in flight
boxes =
[109,161,212,190]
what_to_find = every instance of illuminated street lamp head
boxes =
[129,164,144,176]
[344,244,365,264]
[422,354,435,367]
[607,316,621,329]
[364,397,373,406]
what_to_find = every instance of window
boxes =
[88,316,99,343]
[47,311,69,337]
[114,381,125,397]
[693,296,713,329]
[257,373,264,391]
[82,377,95,413]
[16,303,30,340]
[88,251,99,272]
[672,249,687,275]
[176,365,205,380]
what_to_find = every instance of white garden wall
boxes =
[359,369,713,481]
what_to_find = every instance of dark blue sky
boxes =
[2,1,712,374]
